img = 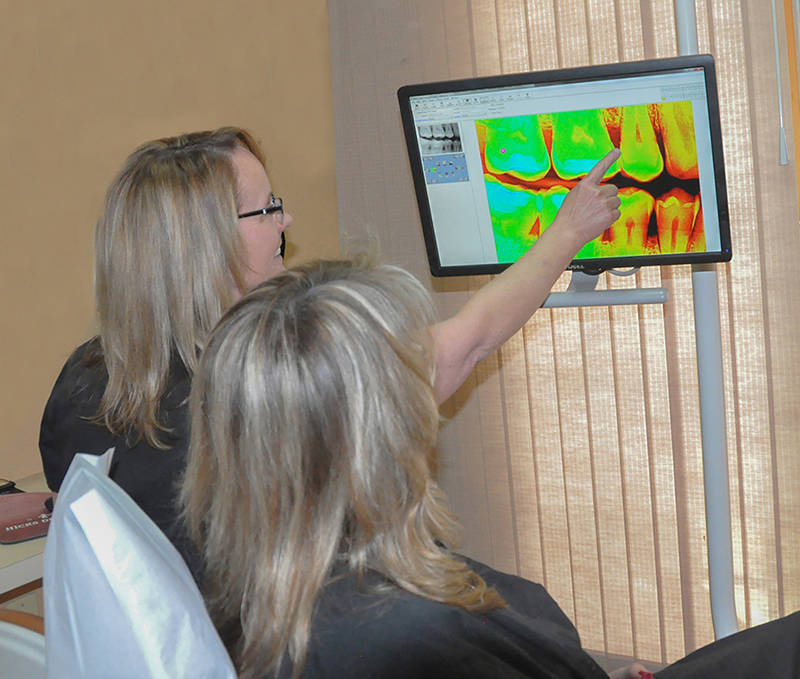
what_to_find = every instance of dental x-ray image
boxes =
[417,122,462,154]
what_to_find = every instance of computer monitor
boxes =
[398,54,732,276]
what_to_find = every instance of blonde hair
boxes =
[181,258,504,679]
[94,126,263,447]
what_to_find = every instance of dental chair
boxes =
[42,449,235,679]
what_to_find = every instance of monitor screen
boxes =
[398,55,732,276]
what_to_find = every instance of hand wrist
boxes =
[543,216,586,259]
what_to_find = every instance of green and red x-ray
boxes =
[476,102,705,263]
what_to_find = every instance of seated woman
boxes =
[181,257,608,678]
[182,258,800,679]
[39,127,620,570]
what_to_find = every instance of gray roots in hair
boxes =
[94,127,264,447]
[180,258,505,679]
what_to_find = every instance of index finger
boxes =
[584,148,621,184]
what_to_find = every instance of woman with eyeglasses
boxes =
[38,127,620,572]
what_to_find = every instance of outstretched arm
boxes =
[432,148,621,403]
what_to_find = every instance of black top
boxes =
[278,557,609,679]
[280,558,800,679]
[39,338,198,571]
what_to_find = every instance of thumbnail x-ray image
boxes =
[417,122,462,154]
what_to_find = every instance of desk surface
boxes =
[0,473,49,597]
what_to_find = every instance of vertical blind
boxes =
[329,0,800,664]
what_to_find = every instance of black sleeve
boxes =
[38,341,113,492]
[655,611,800,679]
[39,354,78,492]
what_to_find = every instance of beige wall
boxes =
[0,1,338,479]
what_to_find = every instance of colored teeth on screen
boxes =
[475,102,704,263]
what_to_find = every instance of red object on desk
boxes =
[0,492,52,544]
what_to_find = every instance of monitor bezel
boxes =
[398,54,732,277]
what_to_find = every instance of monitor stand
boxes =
[542,270,668,309]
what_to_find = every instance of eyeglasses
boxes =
[237,196,284,224]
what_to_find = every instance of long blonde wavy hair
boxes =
[180,258,505,679]
[94,127,263,447]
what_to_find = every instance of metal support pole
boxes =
[675,0,739,640]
